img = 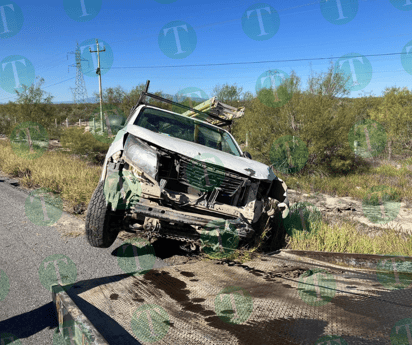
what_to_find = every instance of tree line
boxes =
[0,66,411,175]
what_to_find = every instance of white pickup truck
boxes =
[84,81,289,254]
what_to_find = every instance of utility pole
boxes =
[89,39,106,134]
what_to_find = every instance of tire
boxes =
[268,212,287,252]
[247,211,286,252]
[85,180,119,248]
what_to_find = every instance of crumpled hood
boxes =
[126,126,276,181]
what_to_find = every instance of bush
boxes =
[60,127,110,163]
[47,126,63,141]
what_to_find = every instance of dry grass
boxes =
[2,139,412,256]
[275,154,412,256]
[278,156,412,205]
[285,211,412,256]
[0,140,101,209]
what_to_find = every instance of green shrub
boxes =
[60,127,110,162]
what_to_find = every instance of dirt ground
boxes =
[287,188,412,238]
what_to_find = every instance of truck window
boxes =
[134,107,241,156]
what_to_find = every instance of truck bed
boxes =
[52,251,412,345]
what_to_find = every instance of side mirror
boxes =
[242,151,252,159]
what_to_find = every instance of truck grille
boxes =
[178,157,246,196]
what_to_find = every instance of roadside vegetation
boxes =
[275,155,412,206]
[0,140,100,210]
[0,64,411,257]
[285,216,412,256]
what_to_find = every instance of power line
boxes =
[103,51,411,70]
[0,43,409,103]
[0,0,404,102]
[0,75,83,102]
[0,61,408,103]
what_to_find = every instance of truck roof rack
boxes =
[180,97,245,126]
[130,80,241,127]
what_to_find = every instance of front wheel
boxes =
[85,181,119,248]
[247,211,286,253]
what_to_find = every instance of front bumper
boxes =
[131,199,255,239]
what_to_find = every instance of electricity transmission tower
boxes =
[67,42,89,104]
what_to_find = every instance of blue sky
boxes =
[1,0,412,103]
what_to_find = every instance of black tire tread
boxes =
[85,180,119,248]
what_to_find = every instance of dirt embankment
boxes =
[287,188,412,237]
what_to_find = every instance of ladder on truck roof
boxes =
[180,97,245,127]
[130,80,245,128]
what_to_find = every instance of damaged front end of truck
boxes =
[85,81,289,253]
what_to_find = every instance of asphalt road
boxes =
[2,175,412,345]
[0,177,166,345]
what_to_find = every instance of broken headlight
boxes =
[124,135,158,180]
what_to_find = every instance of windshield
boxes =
[133,107,241,156]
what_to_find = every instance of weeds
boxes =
[285,213,412,256]
[1,138,412,257]
[276,155,412,204]
[0,140,100,209]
